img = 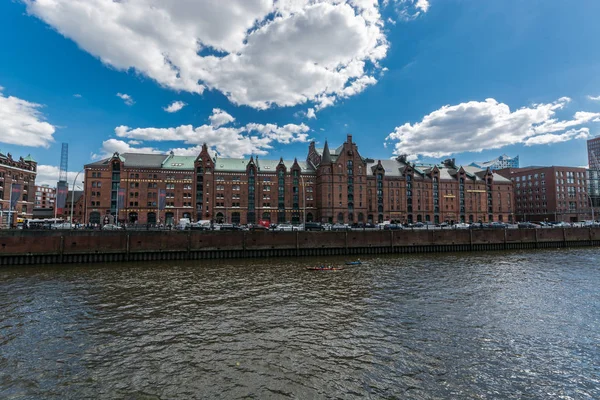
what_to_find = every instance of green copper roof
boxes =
[23,154,36,162]
[162,155,196,170]
[214,157,250,172]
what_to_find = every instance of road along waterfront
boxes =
[1,248,599,399]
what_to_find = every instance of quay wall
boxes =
[0,228,599,266]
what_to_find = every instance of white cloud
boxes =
[92,139,162,160]
[386,97,600,158]
[384,0,430,20]
[163,101,187,113]
[524,128,590,146]
[306,108,316,119]
[25,1,388,110]
[0,87,56,147]
[116,93,134,106]
[415,0,430,13]
[36,165,84,189]
[209,108,235,128]
[588,95,600,101]
[73,94,82,98]
[103,109,311,158]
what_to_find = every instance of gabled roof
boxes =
[366,159,407,177]
[256,159,315,173]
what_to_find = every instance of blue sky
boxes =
[1,0,600,186]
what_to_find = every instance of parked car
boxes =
[469,222,485,229]
[304,222,324,231]
[383,223,403,230]
[518,222,539,229]
[452,223,470,229]
[276,224,294,231]
[248,224,268,231]
[102,224,122,230]
[214,224,239,231]
[331,223,351,231]
[51,223,73,230]
[490,222,508,229]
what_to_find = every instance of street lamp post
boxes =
[70,169,84,227]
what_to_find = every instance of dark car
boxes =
[518,222,539,229]
[384,223,403,230]
[304,222,324,231]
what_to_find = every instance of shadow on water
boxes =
[0,248,599,399]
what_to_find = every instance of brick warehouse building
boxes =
[84,136,514,225]
[0,151,37,227]
[496,166,591,223]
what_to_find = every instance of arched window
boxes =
[358,213,364,222]
[129,212,138,223]
[337,212,344,223]
[262,212,271,222]
[216,212,224,223]
[292,213,300,224]
[231,212,241,224]
[89,212,101,225]
[147,212,157,225]
[306,212,314,222]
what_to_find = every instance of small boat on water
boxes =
[306,266,345,271]
[345,260,362,265]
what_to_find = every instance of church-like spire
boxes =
[321,140,332,165]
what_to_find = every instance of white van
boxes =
[177,218,191,230]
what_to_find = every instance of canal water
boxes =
[1,249,599,399]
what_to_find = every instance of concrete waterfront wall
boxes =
[0,228,599,266]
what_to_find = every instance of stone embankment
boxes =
[1,228,599,266]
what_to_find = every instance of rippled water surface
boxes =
[1,249,599,399]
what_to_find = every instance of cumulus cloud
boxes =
[92,139,163,160]
[36,165,85,188]
[588,95,600,101]
[24,0,388,110]
[100,108,310,159]
[306,108,316,119]
[0,87,56,147]
[386,97,600,158]
[116,93,134,106]
[209,109,235,128]
[524,128,590,146]
[163,101,186,113]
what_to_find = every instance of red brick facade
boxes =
[84,137,514,225]
[497,166,590,222]
[0,152,37,227]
